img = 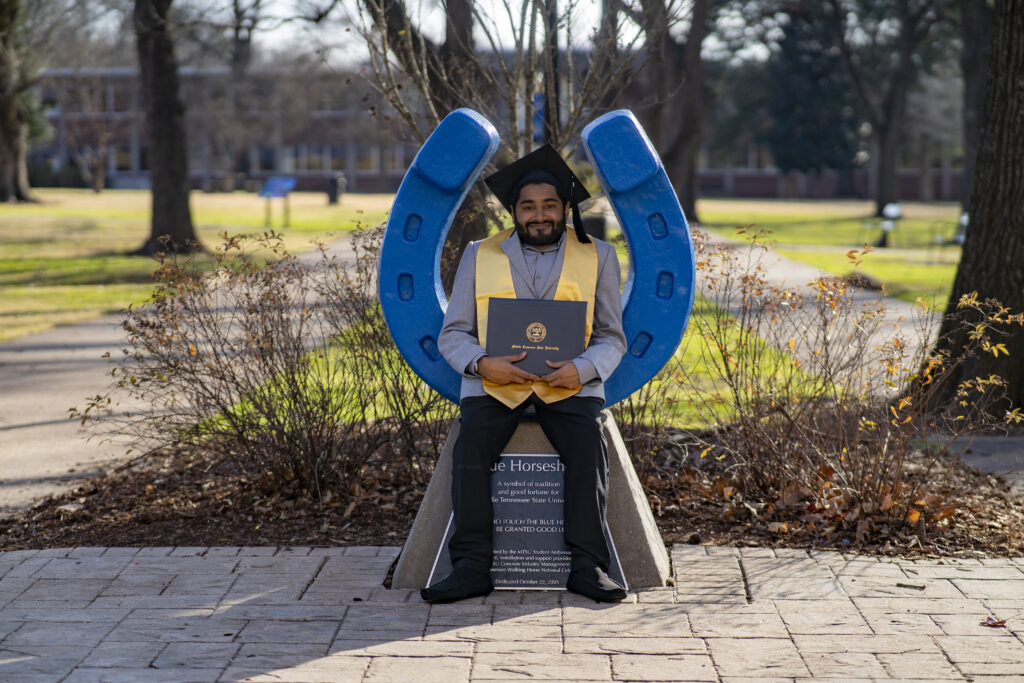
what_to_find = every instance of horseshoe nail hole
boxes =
[404,214,423,241]
[647,213,667,239]
[419,335,442,361]
[398,274,414,301]
[656,271,673,299]
[629,331,652,358]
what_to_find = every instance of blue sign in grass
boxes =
[258,176,297,198]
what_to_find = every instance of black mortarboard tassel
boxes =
[484,144,591,243]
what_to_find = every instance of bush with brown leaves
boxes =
[74,228,455,503]
[616,230,1022,547]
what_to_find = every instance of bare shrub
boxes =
[75,229,456,502]
[615,229,1023,545]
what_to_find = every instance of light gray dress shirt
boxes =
[438,230,626,403]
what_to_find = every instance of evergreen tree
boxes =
[765,13,858,176]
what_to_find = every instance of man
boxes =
[423,144,627,604]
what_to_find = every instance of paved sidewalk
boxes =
[0,315,134,513]
[1,544,1023,681]
[0,240,359,515]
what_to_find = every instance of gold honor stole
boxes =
[475,227,598,408]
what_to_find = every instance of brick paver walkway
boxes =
[2,544,1022,681]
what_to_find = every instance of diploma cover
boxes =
[486,298,586,376]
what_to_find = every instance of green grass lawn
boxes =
[777,246,959,311]
[2,192,912,435]
[0,188,392,341]
[695,198,963,311]
[697,198,962,249]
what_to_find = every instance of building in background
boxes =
[31,65,963,201]
[33,66,416,193]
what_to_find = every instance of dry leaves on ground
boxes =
[2,438,1023,561]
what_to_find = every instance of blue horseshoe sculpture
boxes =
[378,108,695,407]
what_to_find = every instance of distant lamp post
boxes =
[876,202,902,247]
[954,212,969,245]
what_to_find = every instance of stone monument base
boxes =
[391,410,670,590]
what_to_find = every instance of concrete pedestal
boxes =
[391,410,670,589]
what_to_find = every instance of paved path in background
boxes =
[700,232,929,370]
[0,240,359,515]
[0,314,133,514]
[1,544,1023,681]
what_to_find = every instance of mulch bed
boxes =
[3,442,1023,559]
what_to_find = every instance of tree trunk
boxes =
[0,99,34,202]
[960,0,992,212]
[872,12,915,216]
[825,0,938,217]
[919,133,934,202]
[873,121,901,214]
[640,0,710,224]
[366,0,486,282]
[669,128,702,223]
[0,0,35,203]
[934,0,1024,409]
[134,0,198,254]
[672,0,709,224]
[91,155,106,193]
[440,0,487,284]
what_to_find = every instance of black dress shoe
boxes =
[420,566,493,604]
[566,566,627,602]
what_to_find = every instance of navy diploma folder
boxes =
[486,298,586,376]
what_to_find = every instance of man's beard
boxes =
[514,216,567,247]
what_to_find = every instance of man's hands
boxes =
[477,353,539,385]
[541,360,581,389]
[476,354,581,390]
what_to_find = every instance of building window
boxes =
[330,145,348,171]
[355,145,379,174]
[115,146,133,172]
[306,145,326,172]
[384,146,404,172]
[258,146,275,172]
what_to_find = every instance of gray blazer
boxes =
[438,231,626,403]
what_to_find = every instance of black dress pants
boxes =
[449,392,611,575]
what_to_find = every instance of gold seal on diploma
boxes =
[526,322,547,342]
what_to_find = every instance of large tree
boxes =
[0,0,119,201]
[935,0,1024,409]
[360,0,486,284]
[634,0,716,224]
[821,0,946,216]
[0,0,37,201]
[134,0,199,254]
[958,0,992,211]
[765,12,858,181]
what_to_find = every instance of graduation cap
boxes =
[484,143,592,243]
